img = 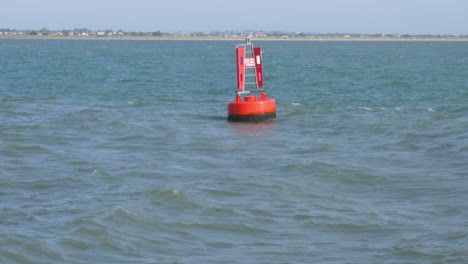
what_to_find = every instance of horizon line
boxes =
[1,27,467,37]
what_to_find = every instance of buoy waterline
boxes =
[227,38,276,122]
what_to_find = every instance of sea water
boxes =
[1,39,467,263]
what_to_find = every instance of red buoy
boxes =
[227,38,276,122]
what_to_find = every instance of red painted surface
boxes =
[236,47,245,90]
[253,47,263,88]
[228,94,276,117]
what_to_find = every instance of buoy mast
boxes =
[227,38,276,122]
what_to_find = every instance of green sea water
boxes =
[1,39,468,263]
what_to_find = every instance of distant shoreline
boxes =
[2,35,468,42]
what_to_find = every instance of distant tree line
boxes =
[1,28,467,38]
[0,28,168,37]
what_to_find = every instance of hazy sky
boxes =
[1,0,467,34]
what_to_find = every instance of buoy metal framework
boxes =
[227,38,276,122]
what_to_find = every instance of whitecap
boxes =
[358,106,372,111]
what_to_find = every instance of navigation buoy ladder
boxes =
[227,38,276,122]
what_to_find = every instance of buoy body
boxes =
[228,94,276,122]
[227,38,276,122]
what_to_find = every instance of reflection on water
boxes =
[228,121,275,137]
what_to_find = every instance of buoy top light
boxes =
[227,38,276,122]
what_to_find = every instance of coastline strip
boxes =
[2,35,468,42]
